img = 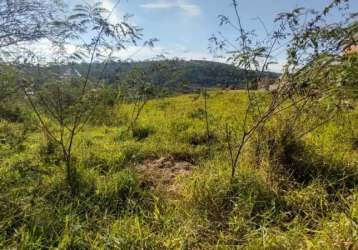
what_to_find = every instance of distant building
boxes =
[345,44,358,54]
[341,26,357,55]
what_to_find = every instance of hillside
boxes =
[1,90,357,248]
[71,60,280,91]
[1,0,357,248]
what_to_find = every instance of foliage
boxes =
[62,59,280,92]
[0,0,64,49]
[10,1,146,194]
[1,91,357,248]
[0,0,357,248]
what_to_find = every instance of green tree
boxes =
[211,0,357,179]
[17,1,146,194]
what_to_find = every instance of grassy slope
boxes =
[0,90,357,249]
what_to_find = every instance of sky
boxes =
[63,0,358,71]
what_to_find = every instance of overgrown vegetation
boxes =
[0,91,357,248]
[0,0,357,249]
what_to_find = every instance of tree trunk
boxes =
[64,152,76,195]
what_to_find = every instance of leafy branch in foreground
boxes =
[211,0,357,179]
[17,1,148,194]
[0,0,65,49]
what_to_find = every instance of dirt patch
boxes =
[135,156,195,195]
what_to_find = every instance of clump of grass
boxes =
[283,181,330,224]
[105,216,157,249]
[132,125,154,141]
[186,129,217,146]
[0,165,154,248]
[249,118,358,193]
[309,203,358,249]
[38,136,62,165]
[188,107,206,120]
[180,159,280,246]
[95,169,152,213]
[0,120,27,150]
[0,104,24,123]
[169,119,191,135]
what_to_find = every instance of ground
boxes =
[0,90,357,249]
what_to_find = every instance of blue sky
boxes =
[66,0,357,71]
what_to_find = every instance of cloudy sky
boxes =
[62,0,358,71]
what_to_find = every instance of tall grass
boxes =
[0,91,357,248]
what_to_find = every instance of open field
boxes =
[1,90,357,249]
[1,0,357,248]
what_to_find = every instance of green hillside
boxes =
[1,90,357,248]
[72,60,279,91]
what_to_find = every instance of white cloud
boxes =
[267,57,286,73]
[179,3,201,17]
[140,0,201,17]
[102,0,123,23]
[141,2,173,9]
[85,0,123,24]
[3,38,283,72]
[5,38,213,63]
[112,43,222,63]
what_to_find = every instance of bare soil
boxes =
[135,156,195,195]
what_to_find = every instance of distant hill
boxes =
[71,60,280,92]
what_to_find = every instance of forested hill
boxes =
[71,60,280,91]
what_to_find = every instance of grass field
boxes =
[0,90,357,249]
